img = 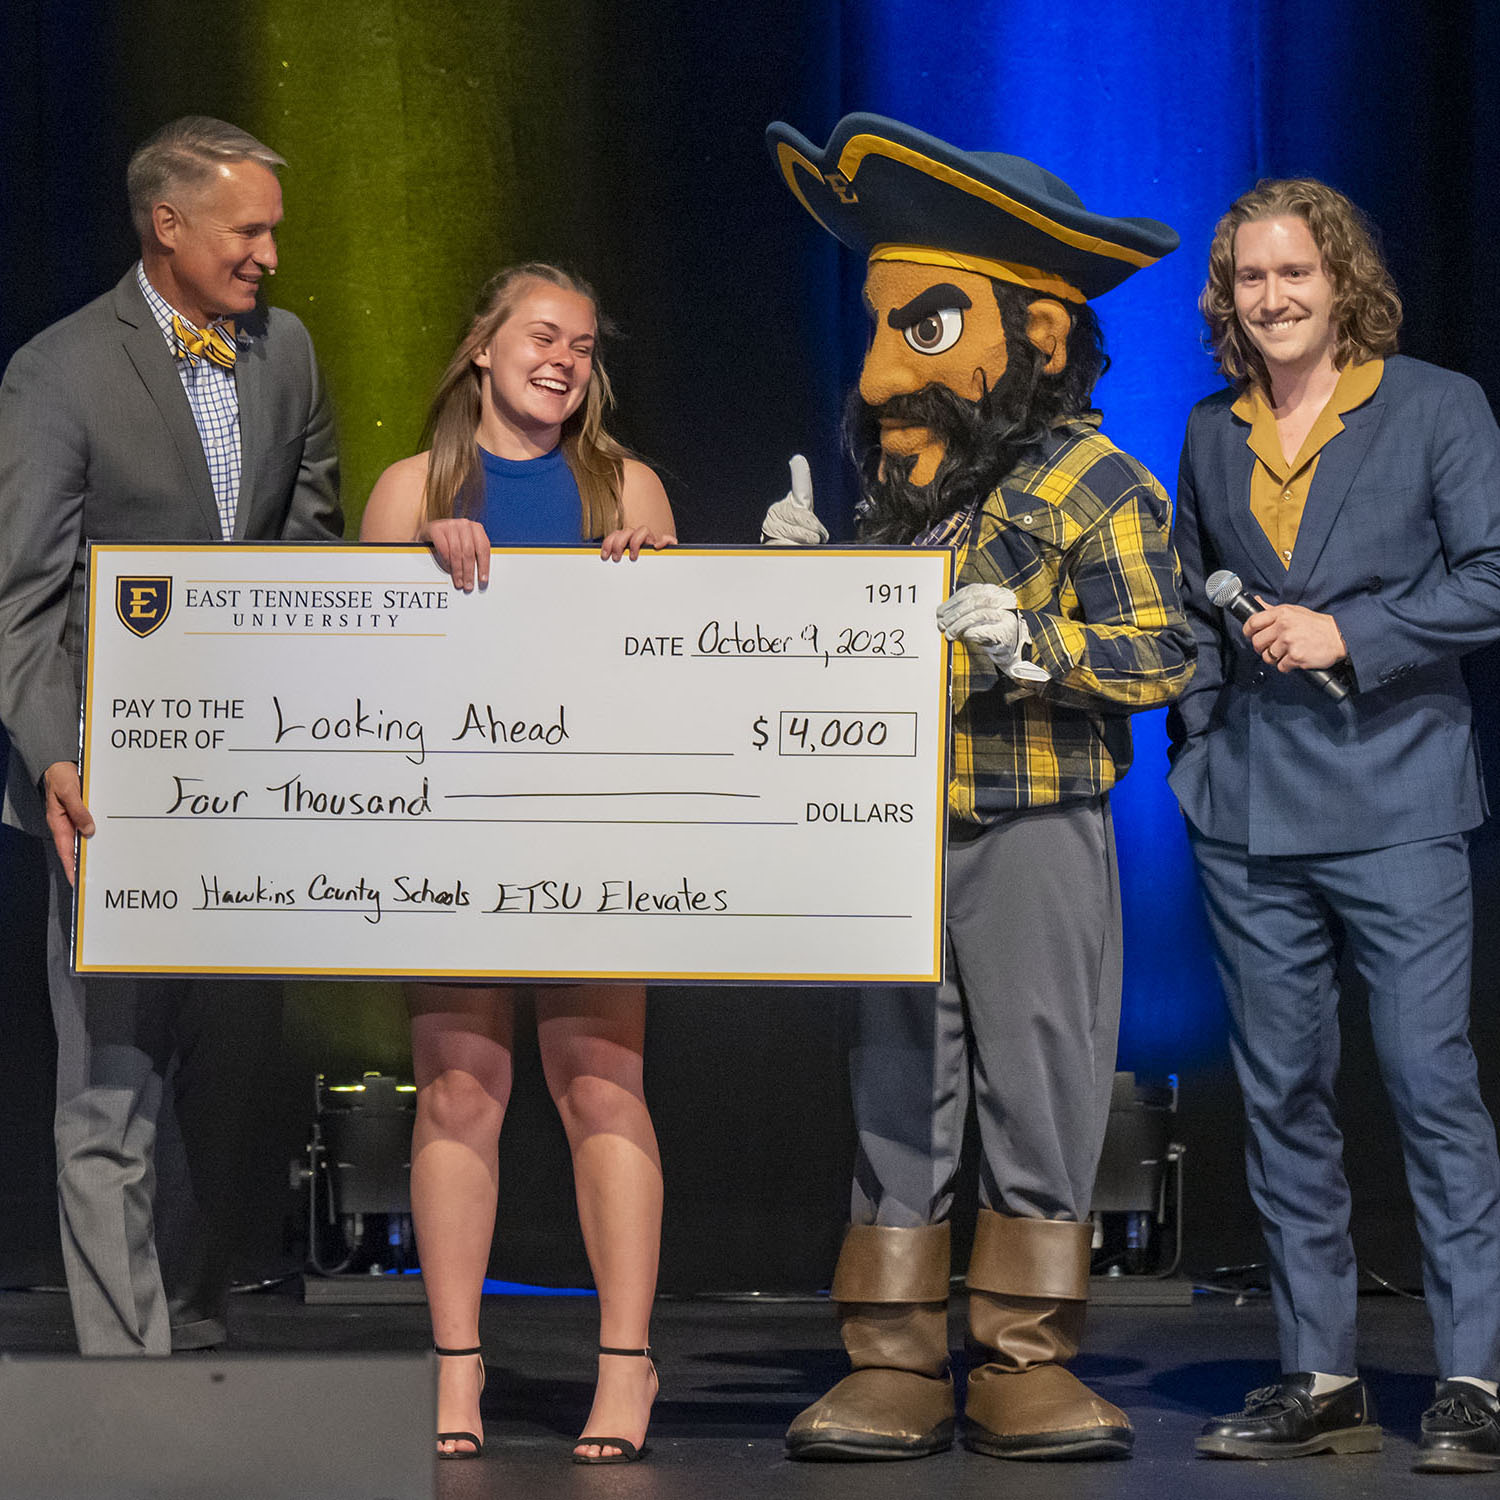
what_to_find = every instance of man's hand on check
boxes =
[43,761,94,886]
[420,517,491,591]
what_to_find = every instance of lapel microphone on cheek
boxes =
[1205,569,1350,702]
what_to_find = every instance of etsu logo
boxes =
[823,170,857,204]
[115,577,172,638]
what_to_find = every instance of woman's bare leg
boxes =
[409,984,515,1456]
[537,984,662,1459]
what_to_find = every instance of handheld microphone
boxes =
[1205,569,1350,702]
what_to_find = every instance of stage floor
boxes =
[0,1285,1465,1497]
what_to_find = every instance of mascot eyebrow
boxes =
[883,283,973,329]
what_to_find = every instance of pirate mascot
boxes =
[764,115,1193,1462]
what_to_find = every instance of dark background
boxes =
[2,0,1498,1302]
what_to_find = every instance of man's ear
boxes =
[151,201,181,252]
[1025,298,1072,375]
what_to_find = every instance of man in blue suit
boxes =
[1170,178,1500,1473]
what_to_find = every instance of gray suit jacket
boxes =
[0,267,342,836]
[1167,354,1500,855]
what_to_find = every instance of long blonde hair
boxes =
[420,264,631,538]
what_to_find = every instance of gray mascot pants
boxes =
[851,796,1122,1228]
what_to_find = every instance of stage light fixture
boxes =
[291,1072,422,1298]
[1090,1071,1186,1283]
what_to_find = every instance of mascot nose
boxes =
[858,330,924,406]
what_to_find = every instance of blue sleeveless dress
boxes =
[475,444,584,545]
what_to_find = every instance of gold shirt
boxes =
[1233,359,1384,568]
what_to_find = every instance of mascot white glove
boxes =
[760,455,829,546]
[936,583,1050,683]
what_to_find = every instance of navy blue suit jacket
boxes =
[1167,355,1500,856]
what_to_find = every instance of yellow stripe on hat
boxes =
[837,133,1161,271]
[869,244,1086,304]
[774,141,839,237]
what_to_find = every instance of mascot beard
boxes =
[850,376,1040,545]
[852,291,1103,546]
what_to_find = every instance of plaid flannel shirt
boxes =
[949,415,1195,823]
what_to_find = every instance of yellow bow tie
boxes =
[171,314,238,370]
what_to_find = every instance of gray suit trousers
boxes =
[46,850,279,1353]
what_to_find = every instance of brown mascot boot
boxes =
[963,1211,1132,1460]
[786,1222,955,1460]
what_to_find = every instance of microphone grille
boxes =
[1205,570,1243,607]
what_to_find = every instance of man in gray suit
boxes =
[1171,178,1500,1471]
[0,116,340,1354]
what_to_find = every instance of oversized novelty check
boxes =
[75,544,952,982]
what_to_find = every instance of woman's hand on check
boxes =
[419,518,491,591]
[600,526,677,562]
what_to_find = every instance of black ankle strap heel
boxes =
[433,1346,485,1459]
[573,1346,657,1465]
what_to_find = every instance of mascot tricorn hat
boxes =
[766,112,1178,303]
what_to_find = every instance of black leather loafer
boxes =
[1414,1380,1500,1473]
[1196,1373,1382,1459]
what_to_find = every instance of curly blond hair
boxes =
[1200,179,1401,389]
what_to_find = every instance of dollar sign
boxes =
[751,715,768,750]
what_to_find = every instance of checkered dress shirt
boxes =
[136,263,242,539]
[947,416,1195,822]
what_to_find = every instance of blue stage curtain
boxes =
[2,0,1496,1288]
[841,1,1256,1070]
[837,0,1500,1073]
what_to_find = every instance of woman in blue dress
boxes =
[362,264,674,1463]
